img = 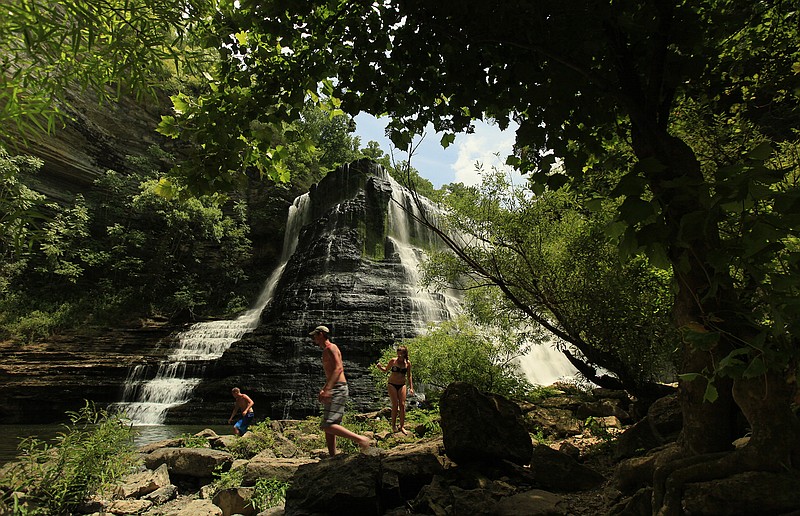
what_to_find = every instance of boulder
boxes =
[139,438,184,454]
[524,407,582,438]
[142,484,179,504]
[284,454,382,515]
[613,393,681,459]
[212,487,256,516]
[576,399,630,422]
[211,435,239,450]
[440,382,533,465]
[242,457,315,486]
[529,444,605,492]
[380,440,446,506]
[143,447,233,478]
[107,498,153,514]
[492,489,568,515]
[114,463,170,498]
[614,454,658,494]
[163,498,223,516]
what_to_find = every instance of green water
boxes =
[0,424,233,466]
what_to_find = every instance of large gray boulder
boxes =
[440,382,533,465]
[143,447,233,478]
[114,462,170,498]
[242,457,316,486]
[528,444,605,492]
[284,453,382,515]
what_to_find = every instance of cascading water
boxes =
[385,173,578,386]
[115,194,312,425]
[385,177,462,329]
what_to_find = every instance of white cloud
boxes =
[451,123,517,186]
[355,113,522,188]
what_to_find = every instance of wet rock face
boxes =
[0,325,180,424]
[0,158,454,425]
[172,160,458,423]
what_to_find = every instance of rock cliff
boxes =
[166,159,459,423]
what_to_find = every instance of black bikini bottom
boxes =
[388,382,405,392]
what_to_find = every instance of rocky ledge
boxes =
[0,322,182,423]
[5,382,798,515]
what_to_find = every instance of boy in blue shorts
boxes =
[228,387,255,436]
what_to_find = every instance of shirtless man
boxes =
[228,387,255,436]
[309,325,372,456]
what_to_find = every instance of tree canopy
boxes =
[188,1,799,509]
[425,169,678,393]
[3,1,800,510]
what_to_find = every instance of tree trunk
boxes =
[632,128,739,455]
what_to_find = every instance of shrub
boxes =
[0,402,140,515]
[251,478,289,511]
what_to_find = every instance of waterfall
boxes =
[115,194,312,425]
[385,176,462,330]
[516,339,579,386]
[385,173,578,387]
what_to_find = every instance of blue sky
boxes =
[353,113,520,189]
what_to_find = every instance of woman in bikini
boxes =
[376,345,414,434]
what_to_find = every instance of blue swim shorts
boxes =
[234,412,255,435]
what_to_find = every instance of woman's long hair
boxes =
[396,345,409,366]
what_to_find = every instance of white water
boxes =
[385,173,578,387]
[516,340,579,386]
[385,177,462,329]
[116,194,312,425]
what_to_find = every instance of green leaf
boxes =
[156,116,180,138]
[681,325,720,351]
[746,142,772,161]
[645,243,671,269]
[703,382,718,403]
[618,196,653,225]
[742,356,766,378]
[440,133,456,149]
[678,372,702,383]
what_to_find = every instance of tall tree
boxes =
[426,172,677,394]
[175,0,800,511]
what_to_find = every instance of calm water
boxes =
[0,424,232,466]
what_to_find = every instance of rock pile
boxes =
[49,382,656,516]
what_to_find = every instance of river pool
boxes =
[0,424,232,466]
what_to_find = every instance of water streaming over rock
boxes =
[115,194,311,424]
[163,160,465,421]
[119,160,575,424]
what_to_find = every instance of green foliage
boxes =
[0,147,46,260]
[0,402,139,515]
[406,408,442,437]
[251,478,289,511]
[208,466,244,499]
[224,420,277,459]
[0,0,217,143]
[375,317,533,399]
[524,385,572,404]
[4,304,75,344]
[583,417,615,442]
[425,171,679,391]
[0,146,257,338]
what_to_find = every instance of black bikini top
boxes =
[390,364,408,374]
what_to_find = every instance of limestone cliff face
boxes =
[0,90,300,424]
[0,324,181,423]
[168,160,458,423]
